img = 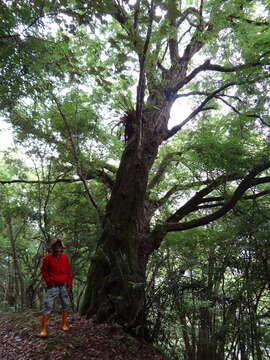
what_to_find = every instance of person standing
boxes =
[39,239,72,337]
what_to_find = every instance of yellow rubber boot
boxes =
[61,311,69,331]
[39,314,49,337]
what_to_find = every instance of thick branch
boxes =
[166,173,239,224]
[182,32,204,62]
[167,1,181,63]
[202,54,270,73]
[164,162,270,232]
[168,24,180,62]
[199,187,270,203]
[136,0,155,147]
[153,174,239,208]
[171,53,270,94]
[176,90,210,98]
[177,7,201,27]
[244,189,270,200]
[162,181,270,214]
[108,1,128,24]
[196,202,224,210]
[193,188,270,210]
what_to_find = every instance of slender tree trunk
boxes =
[197,307,213,360]
[179,312,195,360]
[6,215,25,308]
[6,256,15,308]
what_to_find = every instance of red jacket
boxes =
[41,253,72,288]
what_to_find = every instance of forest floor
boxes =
[0,312,166,360]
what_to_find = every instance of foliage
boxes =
[147,212,270,359]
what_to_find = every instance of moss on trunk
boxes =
[80,228,149,337]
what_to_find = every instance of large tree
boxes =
[1,0,270,337]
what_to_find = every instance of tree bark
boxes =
[80,106,169,336]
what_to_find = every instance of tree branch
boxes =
[164,162,270,232]
[166,82,235,139]
[148,151,183,189]
[167,1,181,63]
[190,188,270,211]
[199,187,270,203]
[166,173,239,224]
[152,173,238,208]
[216,95,270,126]
[195,202,224,210]
[244,189,270,200]
[0,176,101,186]
[202,54,270,73]
[133,0,141,32]
[176,90,269,127]
[109,1,128,24]
[228,15,269,27]
[176,90,211,98]
[50,93,104,219]
[176,7,201,28]
[171,52,270,94]
[136,0,155,148]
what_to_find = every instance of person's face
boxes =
[52,245,64,256]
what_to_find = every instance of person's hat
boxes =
[50,239,66,249]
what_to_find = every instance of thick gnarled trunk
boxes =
[80,107,169,336]
[80,230,149,335]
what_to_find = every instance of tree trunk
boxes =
[5,256,16,308]
[80,106,170,337]
[6,215,25,308]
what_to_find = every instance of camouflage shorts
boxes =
[42,285,70,314]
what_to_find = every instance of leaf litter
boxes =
[0,312,165,360]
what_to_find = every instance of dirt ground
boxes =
[0,312,165,360]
